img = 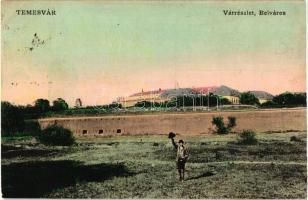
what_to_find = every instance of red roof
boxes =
[130,88,166,97]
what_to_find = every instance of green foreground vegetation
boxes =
[2,132,307,198]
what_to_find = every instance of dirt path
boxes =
[117,158,306,167]
[205,160,307,166]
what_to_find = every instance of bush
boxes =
[227,116,236,128]
[260,100,279,108]
[290,136,302,142]
[212,116,227,134]
[212,116,236,134]
[37,125,75,146]
[153,142,159,146]
[238,130,258,145]
[23,121,41,135]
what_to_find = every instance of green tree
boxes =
[272,92,306,107]
[34,99,50,113]
[52,98,69,111]
[220,97,232,105]
[211,116,237,134]
[1,101,25,135]
[173,94,220,108]
[134,101,163,108]
[163,99,177,108]
[204,93,221,107]
[108,102,122,109]
[240,92,260,105]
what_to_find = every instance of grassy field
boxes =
[1,132,307,198]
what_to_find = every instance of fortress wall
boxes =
[38,108,306,136]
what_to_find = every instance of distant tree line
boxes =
[240,92,306,107]
[1,98,69,135]
[2,101,25,135]
[134,92,306,108]
[263,92,306,107]
[1,98,123,135]
[14,98,69,119]
[2,91,306,136]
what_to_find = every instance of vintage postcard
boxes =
[1,0,306,198]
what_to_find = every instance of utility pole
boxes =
[193,96,195,111]
[182,96,185,111]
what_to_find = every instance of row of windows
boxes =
[78,129,122,134]
[230,98,239,104]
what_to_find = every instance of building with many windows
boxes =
[119,85,242,107]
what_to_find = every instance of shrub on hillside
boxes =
[238,130,258,145]
[212,116,237,134]
[37,125,75,146]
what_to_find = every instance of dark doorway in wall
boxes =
[98,129,103,134]
[82,130,87,134]
[116,129,121,133]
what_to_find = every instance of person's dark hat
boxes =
[168,132,176,139]
[179,139,184,143]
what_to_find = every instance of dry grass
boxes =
[1,132,307,198]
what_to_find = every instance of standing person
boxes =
[170,133,189,182]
